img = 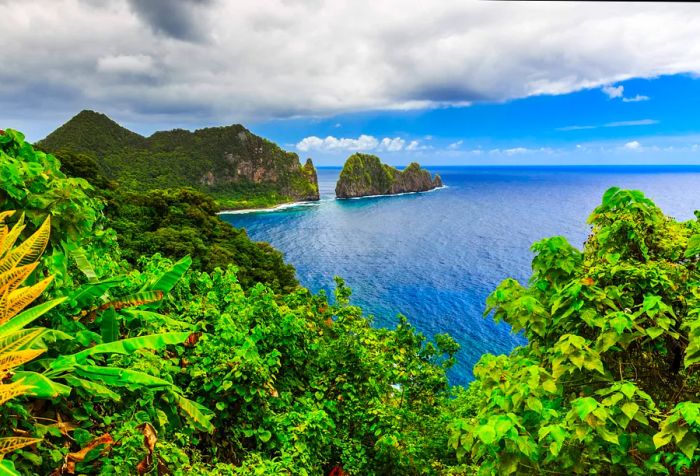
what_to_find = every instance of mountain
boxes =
[38,110,319,209]
[335,153,443,198]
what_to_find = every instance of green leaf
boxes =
[146,255,192,294]
[678,432,699,460]
[0,297,66,334]
[653,430,673,449]
[172,393,214,433]
[646,327,664,340]
[12,371,71,399]
[50,332,190,371]
[258,429,272,443]
[0,459,20,476]
[621,401,639,420]
[100,307,119,344]
[477,425,496,444]
[73,365,175,390]
[63,375,122,401]
[684,234,700,257]
[70,247,98,283]
[572,397,598,420]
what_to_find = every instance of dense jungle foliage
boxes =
[48,149,297,293]
[38,110,319,210]
[1,126,700,475]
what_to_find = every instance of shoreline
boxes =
[217,199,321,215]
[338,185,448,201]
[218,186,448,215]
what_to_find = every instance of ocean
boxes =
[221,166,700,385]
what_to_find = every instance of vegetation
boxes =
[3,124,700,475]
[38,110,319,210]
[52,149,297,293]
[450,188,700,474]
[335,153,442,199]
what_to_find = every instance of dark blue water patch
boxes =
[222,166,700,386]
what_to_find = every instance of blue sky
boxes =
[4,1,700,166]
[251,74,700,166]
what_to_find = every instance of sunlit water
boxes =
[222,166,700,385]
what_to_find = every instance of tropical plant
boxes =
[450,187,700,475]
[0,211,67,475]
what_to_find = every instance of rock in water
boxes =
[335,153,443,198]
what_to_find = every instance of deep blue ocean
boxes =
[222,166,700,385]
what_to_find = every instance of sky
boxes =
[3,0,700,165]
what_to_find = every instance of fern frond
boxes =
[0,437,41,455]
[0,263,38,296]
[0,348,46,373]
[0,215,26,265]
[0,276,54,324]
[0,211,15,224]
[14,216,51,266]
[0,380,33,405]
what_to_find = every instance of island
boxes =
[335,153,443,199]
[39,110,320,210]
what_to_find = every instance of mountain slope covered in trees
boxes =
[39,110,319,210]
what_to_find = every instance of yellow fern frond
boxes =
[0,263,38,296]
[0,436,41,455]
[0,215,26,264]
[0,276,54,324]
[15,215,51,266]
[0,329,44,355]
[0,211,15,224]
[0,380,33,406]
[0,348,46,373]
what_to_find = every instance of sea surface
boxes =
[221,166,700,385]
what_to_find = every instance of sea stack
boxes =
[335,153,442,199]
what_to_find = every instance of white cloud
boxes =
[296,135,420,153]
[97,54,155,76]
[0,0,695,131]
[296,135,379,152]
[602,84,624,99]
[622,94,650,103]
[448,140,464,150]
[624,140,642,150]
[602,84,651,103]
[558,118,658,131]
[379,137,405,151]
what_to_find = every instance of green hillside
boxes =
[39,110,319,210]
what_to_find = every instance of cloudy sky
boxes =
[3,0,700,165]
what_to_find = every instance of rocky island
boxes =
[39,110,319,210]
[335,153,443,199]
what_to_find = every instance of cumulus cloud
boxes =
[602,84,624,99]
[602,84,651,102]
[297,134,422,153]
[623,94,650,103]
[0,0,697,131]
[448,140,464,150]
[624,140,642,150]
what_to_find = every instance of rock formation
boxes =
[335,153,442,199]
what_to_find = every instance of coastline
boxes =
[218,186,449,214]
[217,199,321,215]
[338,185,448,201]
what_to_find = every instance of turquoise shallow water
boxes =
[222,166,700,385]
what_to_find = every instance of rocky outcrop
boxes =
[335,153,443,199]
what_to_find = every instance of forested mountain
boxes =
[39,110,319,210]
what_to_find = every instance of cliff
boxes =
[335,153,442,199]
[39,110,320,209]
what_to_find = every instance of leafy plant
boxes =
[450,187,700,475]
